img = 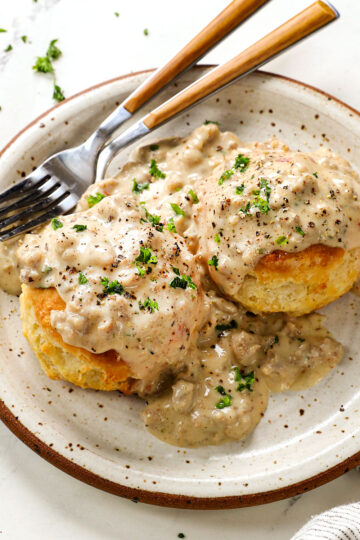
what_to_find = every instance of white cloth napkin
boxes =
[291,502,360,539]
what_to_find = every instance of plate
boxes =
[0,67,360,509]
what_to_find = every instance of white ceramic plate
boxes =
[1,67,360,509]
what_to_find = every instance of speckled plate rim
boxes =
[1,66,360,510]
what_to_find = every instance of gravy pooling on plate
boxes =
[4,124,360,447]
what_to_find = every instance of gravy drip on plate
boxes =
[7,124,360,446]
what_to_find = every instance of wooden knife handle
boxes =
[143,1,338,130]
[122,0,269,114]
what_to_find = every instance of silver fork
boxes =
[0,0,268,241]
[0,0,338,241]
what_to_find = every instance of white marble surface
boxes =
[0,0,359,538]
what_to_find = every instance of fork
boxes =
[0,0,338,241]
[0,0,268,241]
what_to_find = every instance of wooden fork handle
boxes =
[122,0,269,114]
[143,1,338,130]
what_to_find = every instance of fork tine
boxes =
[0,168,50,203]
[0,177,61,218]
[0,185,69,229]
[0,193,78,241]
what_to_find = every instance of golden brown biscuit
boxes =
[20,285,135,393]
[235,245,360,316]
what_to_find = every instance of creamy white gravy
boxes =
[4,124,359,447]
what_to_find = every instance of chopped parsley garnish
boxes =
[234,154,250,172]
[4,44,13,52]
[142,206,163,231]
[214,233,220,244]
[21,35,27,43]
[0,29,7,33]
[275,235,288,246]
[166,217,177,233]
[239,202,251,215]
[170,271,197,290]
[188,189,199,203]
[101,277,124,295]
[132,178,149,194]
[51,217,63,230]
[136,246,157,265]
[53,83,65,102]
[149,159,165,178]
[178,534,185,539]
[215,320,238,334]
[114,11,120,17]
[47,39,62,60]
[143,28,149,36]
[149,144,159,151]
[252,178,271,214]
[295,225,305,236]
[232,367,255,392]
[170,203,185,217]
[72,224,87,232]
[208,255,219,270]
[215,386,232,409]
[87,192,106,207]
[78,272,88,285]
[139,297,158,313]
[33,55,53,73]
[204,120,219,125]
[136,264,146,277]
[297,337,306,343]
[218,169,233,186]
[235,184,245,195]
[313,172,318,178]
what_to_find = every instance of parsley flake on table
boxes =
[275,235,288,246]
[232,367,255,392]
[87,192,106,207]
[114,11,120,17]
[188,189,199,203]
[33,55,53,73]
[139,296,158,313]
[149,159,165,178]
[53,83,65,102]
[0,29,7,33]
[51,217,63,230]
[170,203,185,217]
[215,385,232,409]
[78,272,88,285]
[72,224,87,232]
[132,178,149,194]
[143,28,149,36]
[47,39,62,60]
[208,254,219,270]
[4,44,12,52]
[21,35,28,43]
[101,277,124,295]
